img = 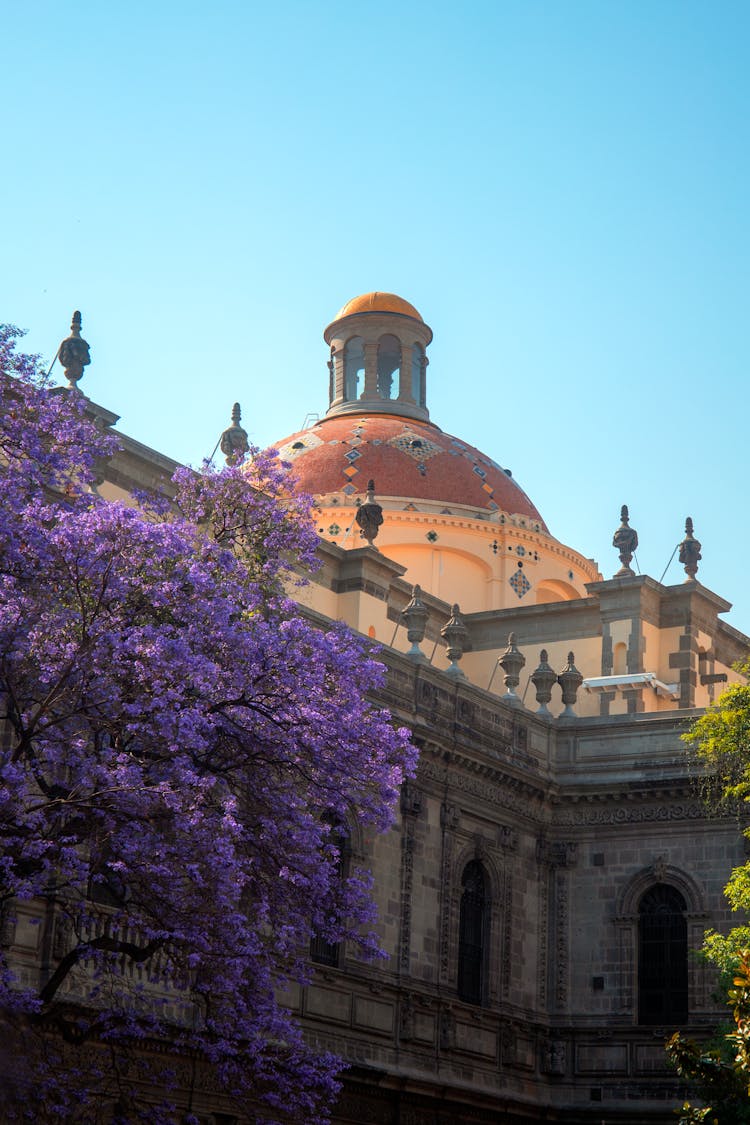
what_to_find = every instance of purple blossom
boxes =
[0,325,416,1122]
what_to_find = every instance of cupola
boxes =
[323,291,434,423]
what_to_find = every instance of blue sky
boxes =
[3,1,749,630]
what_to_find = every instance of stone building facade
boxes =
[265,292,749,1123]
[7,292,746,1122]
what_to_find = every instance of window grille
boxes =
[638,884,688,1025]
[458,860,486,1004]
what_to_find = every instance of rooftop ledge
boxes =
[583,673,679,701]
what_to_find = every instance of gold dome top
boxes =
[334,292,423,322]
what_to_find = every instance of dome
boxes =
[266,291,602,612]
[334,292,424,323]
[274,414,548,531]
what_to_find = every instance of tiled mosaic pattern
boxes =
[445,437,507,512]
[276,431,323,460]
[272,416,547,528]
[509,570,531,599]
[387,429,442,464]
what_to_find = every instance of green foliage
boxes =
[670,666,750,1121]
[703,932,750,976]
[667,951,750,1123]
[683,662,750,810]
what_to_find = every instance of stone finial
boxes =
[678,516,702,581]
[557,652,583,718]
[531,649,557,717]
[441,604,468,679]
[58,310,91,390]
[612,504,638,577]
[219,403,249,463]
[402,584,428,661]
[355,479,384,546]
[498,633,525,706]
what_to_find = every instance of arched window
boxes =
[458,860,486,1004]
[411,343,424,405]
[344,337,365,401]
[638,885,688,1024]
[377,335,401,399]
[327,347,335,405]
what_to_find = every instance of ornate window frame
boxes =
[444,840,504,1007]
[614,862,708,1024]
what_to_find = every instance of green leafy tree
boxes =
[665,666,750,1122]
[667,951,750,1123]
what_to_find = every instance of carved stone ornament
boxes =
[58,310,91,389]
[498,633,525,706]
[457,697,475,725]
[355,479,384,546]
[399,993,414,1040]
[652,854,667,883]
[531,649,557,716]
[537,838,577,868]
[679,516,702,581]
[441,603,468,678]
[542,1038,566,1076]
[557,652,583,718]
[612,503,638,577]
[501,1026,518,1064]
[219,402,249,463]
[400,780,423,816]
[418,678,437,708]
[439,1007,456,1049]
[402,584,429,661]
[441,802,460,830]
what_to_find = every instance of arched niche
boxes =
[386,543,493,612]
[344,336,365,401]
[536,579,580,604]
[377,334,401,400]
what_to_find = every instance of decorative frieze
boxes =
[554,800,705,827]
[420,759,547,824]
[554,868,569,1009]
[502,872,513,998]
[438,809,456,985]
[537,873,549,1008]
[399,821,416,973]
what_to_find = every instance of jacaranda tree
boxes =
[0,324,416,1123]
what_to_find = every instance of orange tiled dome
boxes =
[274,414,547,531]
[334,292,423,322]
